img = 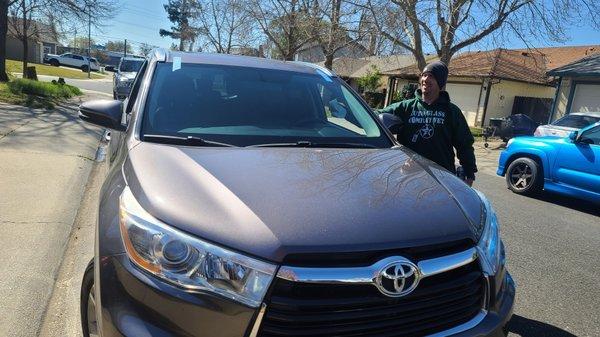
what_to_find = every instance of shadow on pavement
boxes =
[531,191,600,217]
[508,315,577,337]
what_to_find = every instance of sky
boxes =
[93,0,600,55]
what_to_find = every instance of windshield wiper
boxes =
[143,134,237,147]
[248,141,377,149]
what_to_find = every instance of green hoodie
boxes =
[379,89,477,179]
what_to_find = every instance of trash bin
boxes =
[489,118,504,129]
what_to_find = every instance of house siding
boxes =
[483,79,555,125]
[551,76,600,121]
[6,36,43,63]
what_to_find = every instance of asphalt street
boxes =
[473,147,600,337]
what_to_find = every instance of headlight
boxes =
[506,138,514,147]
[119,186,276,307]
[474,190,503,275]
[117,78,130,86]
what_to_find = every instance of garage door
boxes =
[445,83,481,126]
[571,84,600,113]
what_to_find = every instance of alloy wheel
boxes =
[87,285,99,337]
[509,162,533,190]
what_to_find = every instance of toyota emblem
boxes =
[375,260,420,297]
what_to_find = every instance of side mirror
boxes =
[79,100,125,131]
[378,113,403,134]
[568,131,579,142]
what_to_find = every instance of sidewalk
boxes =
[0,95,103,336]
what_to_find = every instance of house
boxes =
[384,46,600,127]
[547,53,600,121]
[318,54,418,91]
[294,41,370,63]
[6,17,61,63]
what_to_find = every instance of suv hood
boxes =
[124,143,483,262]
[118,71,137,80]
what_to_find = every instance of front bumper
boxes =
[96,253,515,337]
[496,151,510,176]
[452,272,515,337]
[114,85,132,100]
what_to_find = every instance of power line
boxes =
[111,19,160,32]
[122,3,165,16]
[120,6,165,20]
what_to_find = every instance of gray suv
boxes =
[113,57,145,100]
[79,49,514,337]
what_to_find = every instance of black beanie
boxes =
[422,61,448,89]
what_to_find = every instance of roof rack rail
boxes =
[293,61,336,77]
[151,48,168,62]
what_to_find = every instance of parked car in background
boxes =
[498,121,600,203]
[45,53,100,72]
[534,112,600,137]
[78,50,514,337]
[112,56,144,100]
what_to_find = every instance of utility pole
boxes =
[124,39,127,58]
[87,6,91,79]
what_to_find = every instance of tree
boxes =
[367,0,600,69]
[312,0,371,69]
[195,0,257,54]
[138,43,154,56]
[247,0,317,61]
[1,0,116,82]
[105,40,132,54]
[70,36,94,49]
[160,0,201,51]
[0,0,19,81]
[8,0,49,78]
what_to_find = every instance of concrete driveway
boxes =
[0,96,103,337]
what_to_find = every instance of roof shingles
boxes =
[386,45,600,84]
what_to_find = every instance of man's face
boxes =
[420,72,440,97]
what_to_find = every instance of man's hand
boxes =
[464,177,474,187]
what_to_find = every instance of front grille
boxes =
[258,262,485,337]
[283,239,473,268]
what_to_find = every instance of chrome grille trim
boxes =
[248,303,267,337]
[276,247,478,284]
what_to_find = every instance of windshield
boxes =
[553,114,600,128]
[141,62,392,148]
[120,59,144,72]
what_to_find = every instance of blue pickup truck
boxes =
[497,122,600,203]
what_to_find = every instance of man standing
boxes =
[379,61,477,186]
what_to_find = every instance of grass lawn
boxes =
[0,78,82,109]
[7,59,105,80]
[470,126,483,138]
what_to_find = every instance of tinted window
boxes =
[141,63,390,147]
[120,59,144,72]
[73,55,84,60]
[553,115,600,128]
[581,125,600,145]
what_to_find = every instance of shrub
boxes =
[7,78,82,99]
[357,65,382,93]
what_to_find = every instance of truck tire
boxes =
[80,259,97,337]
[506,157,542,195]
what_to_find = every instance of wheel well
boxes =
[505,153,544,179]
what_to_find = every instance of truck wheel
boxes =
[50,59,59,67]
[81,65,89,72]
[80,259,98,337]
[506,157,542,195]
